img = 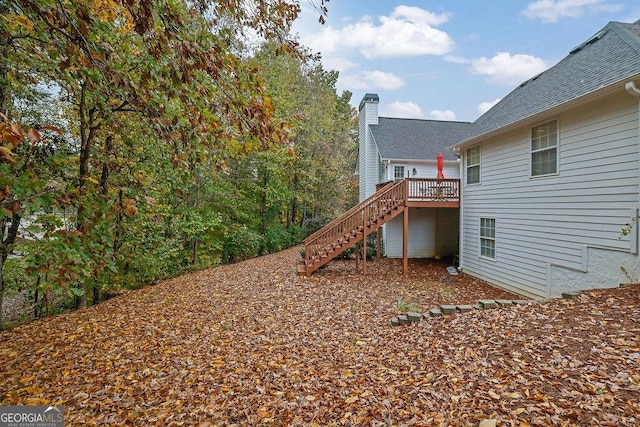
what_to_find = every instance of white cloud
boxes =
[471,52,549,86]
[340,70,406,90]
[430,109,457,120]
[382,101,425,119]
[445,55,470,64]
[321,56,357,73]
[522,0,624,23]
[306,6,454,59]
[478,98,502,115]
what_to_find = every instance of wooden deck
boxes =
[378,178,460,207]
[300,179,460,276]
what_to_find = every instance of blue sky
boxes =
[292,0,640,122]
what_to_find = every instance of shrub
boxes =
[265,225,303,254]
[222,226,263,264]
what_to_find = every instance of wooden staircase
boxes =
[299,179,409,276]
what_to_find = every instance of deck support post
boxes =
[301,178,461,276]
[403,207,408,275]
[362,211,367,275]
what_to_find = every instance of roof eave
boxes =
[380,157,459,163]
[448,75,640,152]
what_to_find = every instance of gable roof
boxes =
[371,117,473,161]
[454,19,640,147]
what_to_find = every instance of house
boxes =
[358,94,473,259]
[299,97,471,276]
[449,19,640,299]
[301,19,640,300]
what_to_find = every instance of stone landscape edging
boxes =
[390,295,570,327]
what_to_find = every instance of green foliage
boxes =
[222,226,263,264]
[1,0,352,325]
[397,297,421,313]
[265,225,302,253]
[335,246,355,260]
[303,214,332,236]
[620,216,640,284]
[2,257,32,295]
[333,244,375,261]
[118,225,184,285]
[620,217,636,237]
[363,245,375,261]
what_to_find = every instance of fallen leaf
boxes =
[487,390,500,400]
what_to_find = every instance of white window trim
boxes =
[466,145,481,185]
[530,118,559,178]
[479,217,496,260]
[393,165,405,181]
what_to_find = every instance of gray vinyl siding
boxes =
[461,91,640,298]
[358,106,368,201]
[359,102,379,201]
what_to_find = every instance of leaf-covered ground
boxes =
[1,248,639,426]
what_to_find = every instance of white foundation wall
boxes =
[549,246,640,297]
[384,208,459,258]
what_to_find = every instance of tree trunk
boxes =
[74,285,87,309]
[0,3,9,116]
[0,255,5,330]
[114,188,124,256]
[90,134,114,307]
[75,81,95,310]
[92,285,100,306]
[258,164,269,256]
[0,21,11,323]
[0,214,21,330]
[192,239,198,264]
[100,135,112,197]
[288,171,299,229]
[190,162,201,265]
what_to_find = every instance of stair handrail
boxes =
[304,181,404,244]
[304,179,404,243]
[303,179,407,267]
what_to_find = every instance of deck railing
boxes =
[303,179,407,268]
[302,178,460,273]
[406,178,459,201]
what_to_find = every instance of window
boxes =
[379,160,386,183]
[531,120,558,176]
[480,218,496,259]
[466,146,480,184]
[394,166,405,181]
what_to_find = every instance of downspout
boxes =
[626,81,640,254]
[625,81,640,97]
[455,150,464,269]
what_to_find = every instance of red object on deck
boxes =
[436,152,445,179]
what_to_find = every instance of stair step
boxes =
[301,182,410,275]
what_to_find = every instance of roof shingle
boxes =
[463,20,640,143]
[371,117,473,161]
